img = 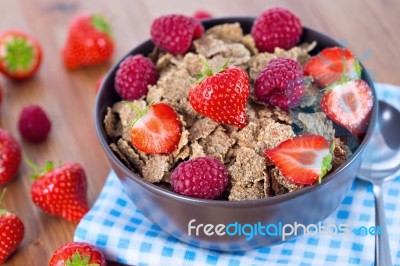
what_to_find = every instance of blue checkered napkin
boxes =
[75,83,400,266]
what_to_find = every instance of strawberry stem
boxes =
[25,158,56,180]
[196,59,230,83]
[123,101,148,128]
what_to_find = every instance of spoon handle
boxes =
[373,182,392,266]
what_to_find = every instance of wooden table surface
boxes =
[0,0,399,265]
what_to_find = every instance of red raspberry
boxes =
[150,14,204,55]
[251,7,302,53]
[114,55,158,100]
[18,105,51,143]
[171,157,228,199]
[193,10,213,20]
[254,57,305,110]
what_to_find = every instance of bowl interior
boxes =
[95,17,378,206]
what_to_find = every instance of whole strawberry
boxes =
[18,105,52,143]
[62,14,114,69]
[0,190,25,264]
[321,79,373,136]
[115,55,158,100]
[189,62,250,128]
[49,242,106,266]
[28,161,89,222]
[0,29,42,80]
[151,14,204,54]
[254,57,305,109]
[0,129,21,184]
[251,7,302,53]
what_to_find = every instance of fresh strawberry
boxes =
[265,134,333,185]
[193,10,213,20]
[28,161,89,222]
[321,79,373,136]
[189,62,250,128]
[49,242,106,266]
[127,102,182,154]
[0,30,42,80]
[0,189,25,264]
[62,14,114,69]
[304,47,361,88]
[0,129,21,184]
[150,14,204,55]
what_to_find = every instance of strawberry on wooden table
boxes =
[0,189,25,264]
[28,160,89,223]
[321,79,373,136]
[0,128,21,184]
[304,47,361,88]
[0,29,42,80]
[49,242,106,266]
[188,62,250,128]
[264,134,333,185]
[62,14,114,70]
[127,102,182,154]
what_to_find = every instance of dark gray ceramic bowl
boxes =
[95,17,378,251]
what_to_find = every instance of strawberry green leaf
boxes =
[4,36,35,72]
[319,143,335,183]
[196,59,229,83]
[25,158,56,180]
[91,15,112,38]
[66,252,99,266]
[353,59,362,79]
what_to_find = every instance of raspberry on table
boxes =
[171,157,228,199]
[254,57,305,110]
[150,14,204,55]
[18,105,51,143]
[114,55,158,100]
[251,7,302,53]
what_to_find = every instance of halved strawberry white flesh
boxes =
[264,134,333,185]
[0,30,42,80]
[304,47,361,88]
[130,102,182,154]
[321,79,373,136]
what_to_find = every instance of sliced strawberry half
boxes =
[321,79,373,136]
[304,47,361,88]
[128,102,182,154]
[0,30,42,80]
[264,134,333,185]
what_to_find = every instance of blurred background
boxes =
[0,0,399,265]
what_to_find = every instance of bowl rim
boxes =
[95,16,379,208]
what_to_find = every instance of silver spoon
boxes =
[357,101,400,266]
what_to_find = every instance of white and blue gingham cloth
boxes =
[75,83,400,266]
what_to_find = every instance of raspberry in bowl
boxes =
[95,10,377,251]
